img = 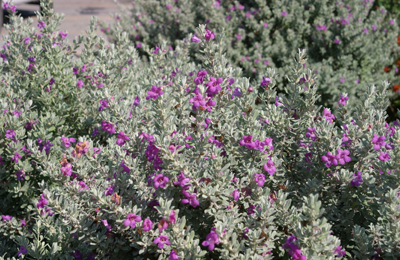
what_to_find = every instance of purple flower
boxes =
[191,35,201,43]
[37,139,53,155]
[306,128,317,141]
[315,25,327,31]
[281,11,287,17]
[12,152,22,163]
[378,152,390,161]
[205,77,223,97]
[152,46,160,54]
[154,235,171,249]
[231,189,240,201]
[169,249,179,260]
[77,80,83,88]
[38,20,46,29]
[205,29,215,41]
[15,170,25,180]
[261,76,271,88]
[231,87,242,99]
[182,190,199,207]
[334,245,346,257]
[338,94,348,105]
[17,245,28,257]
[133,96,140,107]
[60,31,68,39]
[101,120,115,134]
[323,108,335,123]
[351,172,363,187]
[142,218,153,231]
[72,250,82,260]
[116,131,129,146]
[282,235,306,260]
[239,135,256,149]
[334,39,340,44]
[363,28,368,34]
[336,149,351,165]
[25,120,36,131]
[24,37,31,45]
[372,134,386,151]
[146,85,164,100]
[254,173,266,187]
[123,213,142,229]
[305,152,312,162]
[321,152,338,168]
[153,174,169,189]
[194,70,207,85]
[263,160,276,175]
[6,129,16,141]
[61,136,76,148]
[98,99,109,111]
[173,172,191,189]
[1,215,12,222]
[61,163,72,176]
[36,194,48,209]
[340,77,345,83]
[202,230,219,251]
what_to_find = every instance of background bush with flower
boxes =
[0,0,400,259]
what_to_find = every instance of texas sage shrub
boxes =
[1,1,400,259]
[101,0,400,112]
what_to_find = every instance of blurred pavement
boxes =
[0,0,131,49]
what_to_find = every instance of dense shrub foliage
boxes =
[101,0,400,111]
[0,0,400,259]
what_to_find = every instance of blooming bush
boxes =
[102,0,400,111]
[0,0,400,259]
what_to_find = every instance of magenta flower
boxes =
[12,152,22,163]
[305,128,317,141]
[194,70,207,85]
[378,152,390,161]
[189,93,207,111]
[334,245,346,257]
[77,80,83,88]
[263,160,276,175]
[182,190,199,207]
[17,245,28,257]
[239,135,255,149]
[101,120,115,134]
[231,189,240,201]
[169,249,179,260]
[61,136,76,148]
[146,85,164,100]
[60,31,68,39]
[116,131,129,146]
[169,210,177,225]
[321,152,338,168]
[142,218,153,231]
[61,163,72,176]
[153,174,169,189]
[191,35,201,43]
[282,235,306,260]
[260,76,271,87]
[38,20,46,29]
[202,230,219,251]
[254,173,266,187]
[36,194,48,209]
[15,170,25,180]
[304,152,312,162]
[205,77,223,97]
[1,215,12,222]
[173,172,191,189]
[204,29,215,41]
[338,94,348,105]
[334,39,340,44]
[281,11,287,17]
[123,213,142,229]
[372,134,386,151]
[24,37,31,45]
[98,99,109,111]
[351,172,363,187]
[335,149,351,165]
[154,235,171,249]
[323,108,335,123]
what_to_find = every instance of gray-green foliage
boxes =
[102,0,400,111]
[0,1,399,259]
